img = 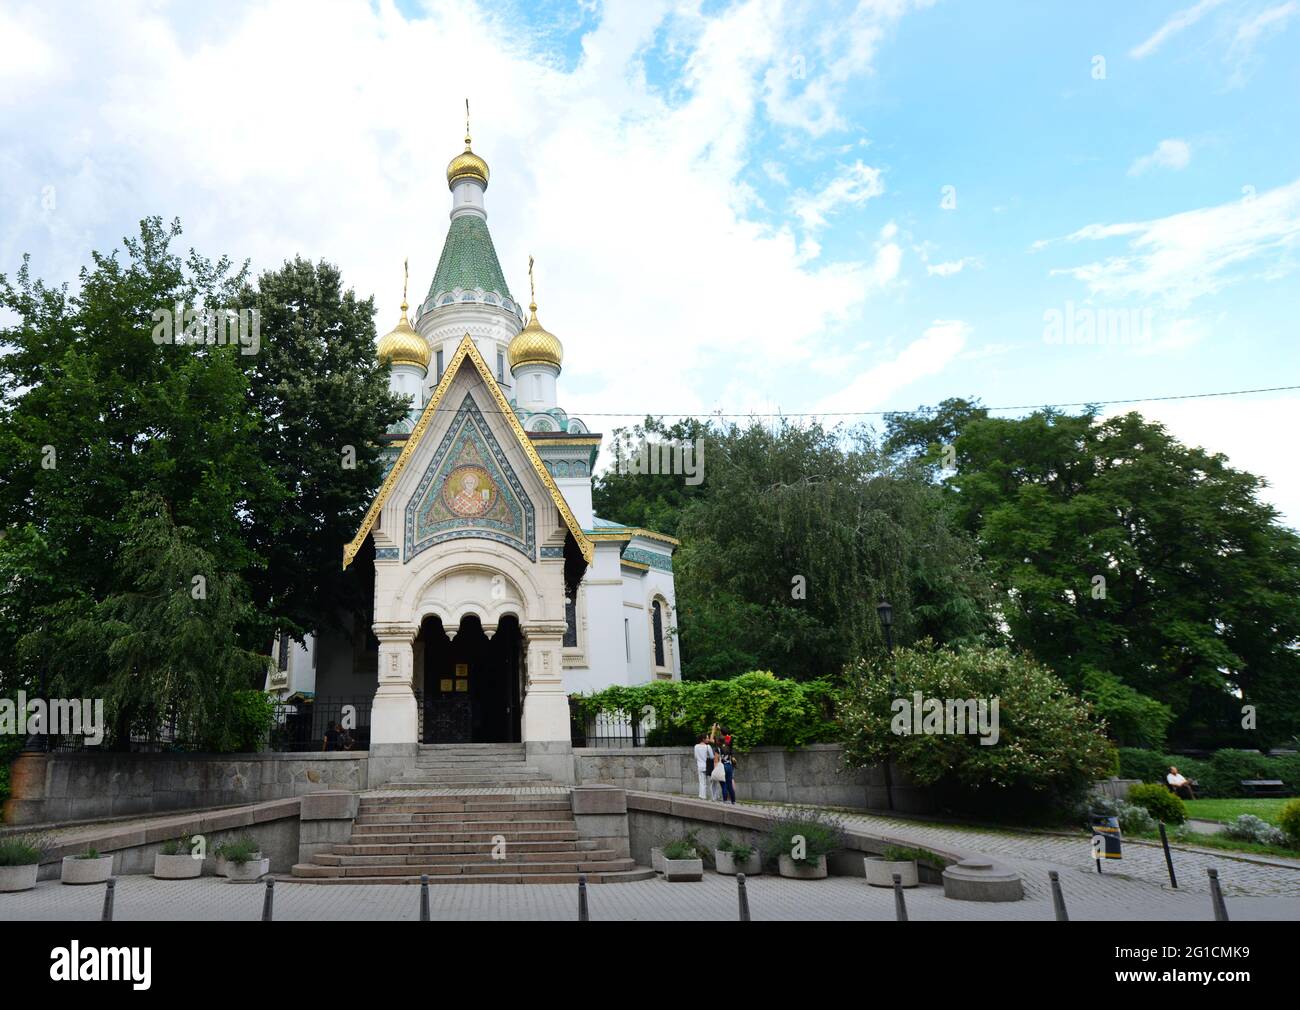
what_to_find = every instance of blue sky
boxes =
[1,0,1297,523]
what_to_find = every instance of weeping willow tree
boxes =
[673,420,994,681]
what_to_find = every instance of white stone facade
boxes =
[266,139,680,760]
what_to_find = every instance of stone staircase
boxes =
[290,744,653,884]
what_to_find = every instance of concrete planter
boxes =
[778,854,828,879]
[225,858,270,882]
[215,852,261,878]
[663,857,703,882]
[61,855,115,885]
[864,857,918,888]
[153,853,201,880]
[0,863,40,892]
[650,847,665,874]
[714,848,762,876]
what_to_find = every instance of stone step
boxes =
[380,781,556,790]
[403,769,551,774]
[333,839,601,857]
[345,828,581,845]
[314,847,619,868]
[353,805,572,821]
[288,865,656,885]
[353,821,582,837]
[410,738,522,748]
[358,799,571,814]
[301,857,638,879]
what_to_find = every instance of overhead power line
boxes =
[483,382,1300,420]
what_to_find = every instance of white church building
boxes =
[266,121,680,777]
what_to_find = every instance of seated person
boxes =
[1166,766,1195,800]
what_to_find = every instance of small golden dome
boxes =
[377,302,430,370]
[508,302,563,370]
[447,135,489,190]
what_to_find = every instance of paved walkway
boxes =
[734,801,1300,900]
[2,870,1296,921]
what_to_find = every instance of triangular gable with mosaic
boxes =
[404,392,533,561]
[343,334,593,569]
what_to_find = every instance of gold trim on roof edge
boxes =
[343,334,594,569]
[587,529,681,547]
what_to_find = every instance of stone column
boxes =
[370,624,418,746]
[520,621,574,783]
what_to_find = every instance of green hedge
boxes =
[571,672,839,749]
[1118,748,1300,797]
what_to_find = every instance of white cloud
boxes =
[926,256,979,277]
[812,319,970,415]
[1130,0,1229,59]
[1128,138,1191,176]
[1040,178,1300,305]
[0,0,920,425]
[790,160,886,230]
[1225,1,1298,86]
[1106,397,1300,530]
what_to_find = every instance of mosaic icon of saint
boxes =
[447,469,493,517]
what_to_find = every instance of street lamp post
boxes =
[876,600,895,811]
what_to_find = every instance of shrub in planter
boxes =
[714,836,761,876]
[762,807,845,879]
[61,846,114,885]
[154,835,202,880]
[220,836,268,882]
[214,836,262,878]
[1125,783,1186,825]
[864,845,928,888]
[661,839,704,882]
[1222,814,1289,846]
[0,834,44,893]
[1279,799,1300,847]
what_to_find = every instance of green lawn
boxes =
[1183,798,1293,825]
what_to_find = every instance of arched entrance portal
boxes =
[420,614,522,743]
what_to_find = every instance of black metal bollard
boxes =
[1049,871,1069,922]
[1207,868,1229,921]
[261,878,275,922]
[737,873,751,922]
[892,872,909,922]
[1158,822,1178,889]
[578,874,589,921]
[100,878,116,922]
[420,874,430,921]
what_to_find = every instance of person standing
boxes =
[719,732,737,804]
[693,735,713,800]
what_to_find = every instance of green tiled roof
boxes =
[426,215,513,302]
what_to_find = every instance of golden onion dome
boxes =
[376,301,430,370]
[447,132,489,190]
[508,302,563,370]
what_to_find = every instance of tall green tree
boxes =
[592,415,712,537]
[886,406,1300,747]
[236,257,406,643]
[673,420,994,680]
[0,217,266,696]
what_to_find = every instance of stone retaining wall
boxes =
[573,743,935,813]
[3,751,367,825]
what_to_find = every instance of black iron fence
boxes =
[569,699,653,748]
[269,696,372,752]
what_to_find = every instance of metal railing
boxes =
[269,696,372,752]
[570,701,655,748]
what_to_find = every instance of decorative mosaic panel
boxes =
[540,546,565,559]
[622,546,673,572]
[404,392,535,562]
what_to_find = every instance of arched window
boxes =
[651,600,666,668]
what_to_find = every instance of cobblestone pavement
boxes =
[1,871,1297,921]
[735,801,1300,901]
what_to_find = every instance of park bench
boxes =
[1240,779,1286,797]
